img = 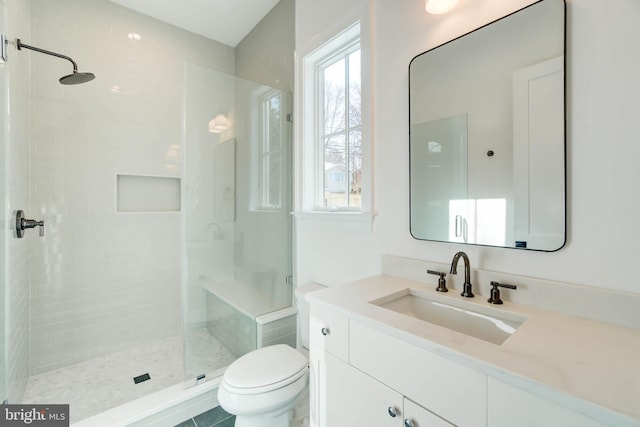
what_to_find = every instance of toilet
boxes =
[217,283,324,427]
[217,344,308,427]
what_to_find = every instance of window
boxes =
[257,89,284,210]
[300,22,368,214]
[319,45,362,210]
[330,172,344,183]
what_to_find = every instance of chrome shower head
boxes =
[15,38,95,85]
[60,71,96,85]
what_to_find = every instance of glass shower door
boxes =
[410,114,469,242]
[0,0,8,404]
[182,63,293,384]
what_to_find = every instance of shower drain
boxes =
[133,373,151,384]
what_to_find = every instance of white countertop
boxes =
[306,275,640,426]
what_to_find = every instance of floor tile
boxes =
[193,405,233,426]
[175,419,197,427]
[214,416,235,427]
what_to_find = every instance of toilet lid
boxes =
[222,344,308,395]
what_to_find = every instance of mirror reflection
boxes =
[409,0,565,251]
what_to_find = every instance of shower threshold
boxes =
[73,375,223,427]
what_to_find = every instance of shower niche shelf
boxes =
[116,174,181,212]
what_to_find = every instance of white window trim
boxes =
[292,210,376,224]
[257,88,284,211]
[295,20,375,221]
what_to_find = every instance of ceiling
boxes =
[108,0,281,47]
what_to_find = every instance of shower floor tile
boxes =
[22,328,236,424]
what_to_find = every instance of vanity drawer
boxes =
[404,398,455,427]
[349,321,487,427]
[309,305,348,361]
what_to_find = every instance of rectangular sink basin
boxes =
[370,289,526,345]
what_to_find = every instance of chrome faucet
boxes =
[450,251,474,298]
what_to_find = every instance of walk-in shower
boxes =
[0,0,294,424]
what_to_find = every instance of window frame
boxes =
[298,21,370,215]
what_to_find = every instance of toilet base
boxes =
[233,408,292,427]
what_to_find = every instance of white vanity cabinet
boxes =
[404,398,455,427]
[488,378,610,427]
[312,351,454,427]
[349,321,486,427]
[309,306,466,427]
[306,275,640,427]
[318,352,403,426]
[309,306,401,426]
[309,304,348,361]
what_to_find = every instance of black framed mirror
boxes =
[409,0,566,251]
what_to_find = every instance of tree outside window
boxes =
[320,46,361,209]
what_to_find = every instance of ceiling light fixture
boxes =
[425,0,460,14]
[208,114,229,134]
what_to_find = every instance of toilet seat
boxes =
[218,370,307,419]
[222,344,308,395]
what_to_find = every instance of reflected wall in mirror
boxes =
[409,0,565,251]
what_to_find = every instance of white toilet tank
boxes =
[294,283,326,350]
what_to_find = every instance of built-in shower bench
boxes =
[201,276,283,319]
[199,275,297,355]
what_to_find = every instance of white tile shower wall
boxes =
[6,0,31,403]
[0,0,6,400]
[258,314,297,348]
[27,0,235,375]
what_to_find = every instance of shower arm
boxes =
[16,38,78,73]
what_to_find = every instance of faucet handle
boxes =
[427,270,448,293]
[15,210,45,239]
[488,281,517,304]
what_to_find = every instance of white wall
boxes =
[294,0,383,287]
[235,0,294,92]
[26,0,234,375]
[295,0,640,297]
[5,0,31,403]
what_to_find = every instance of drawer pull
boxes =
[321,327,330,336]
[404,419,415,427]
[387,406,398,418]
